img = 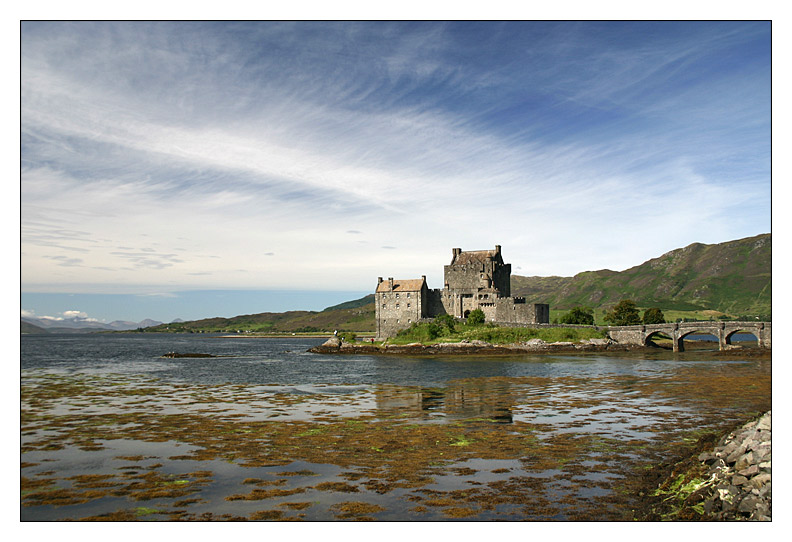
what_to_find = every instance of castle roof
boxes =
[452,249,500,265]
[376,278,425,293]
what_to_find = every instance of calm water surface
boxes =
[21,334,771,521]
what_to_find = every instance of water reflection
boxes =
[375,382,514,423]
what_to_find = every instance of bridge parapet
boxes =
[607,321,771,352]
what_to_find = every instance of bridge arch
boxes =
[678,328,721,351]
[644,330,673,348]
[725,328,760,345]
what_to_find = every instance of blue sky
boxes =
[20,21,772,323]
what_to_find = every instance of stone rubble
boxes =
[696,411,771,521]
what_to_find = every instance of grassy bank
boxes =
[387,320,608,345]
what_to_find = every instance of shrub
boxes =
[434,314,456,332]
[642,308,665,324]
[559,306,594,325]
[467,309,485,325]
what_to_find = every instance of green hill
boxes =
[143,302,375,334]
[511,233,771,319]
[322,294,375,312]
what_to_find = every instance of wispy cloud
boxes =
[21,22,770,297]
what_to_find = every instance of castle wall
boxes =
[444,263,486,291]
[492,299,550,324]
[375,279,427,338]
[426,289,448,317]
[493,264,511,297]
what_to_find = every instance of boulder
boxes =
[734,451,755,471]
[756,412,771,431]
[738,464,759,477]
[738,495,762,514]
[323,336,342,348]
[749,473,771,490]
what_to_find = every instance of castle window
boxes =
[396,293,399,298]
[407,303,410,308]
[396,304,399,309]
[407,293,411,298]
[383,304,386,308]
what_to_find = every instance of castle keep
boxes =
[375,245,550,338]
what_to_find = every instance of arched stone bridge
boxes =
[607,321,771,352]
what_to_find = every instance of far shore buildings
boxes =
[375,245,550,338]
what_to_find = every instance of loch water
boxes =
[21,334,771,521]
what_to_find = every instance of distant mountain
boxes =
[21,320,48,334]
[21,316,111,332]
[104,319,163,330]
[511,233,771,316]
[107,320,138,330]
[21,317,164,333]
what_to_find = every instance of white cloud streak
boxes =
[21,22,770,294]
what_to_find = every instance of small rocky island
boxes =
[160,352,221,358]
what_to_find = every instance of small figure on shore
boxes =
[334,330,338,336]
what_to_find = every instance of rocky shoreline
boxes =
[640,411,772,521]
[695,411,772,520]
[308,336,636,355]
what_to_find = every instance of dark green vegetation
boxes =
[603,300,642,326]
[512,233,771,320]
[559,306,594,325]
[390,320,607,345]
[642,308,666,325]
[467,308,485,325]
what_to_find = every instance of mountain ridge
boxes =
[511,233,770,317]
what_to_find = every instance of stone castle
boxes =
[375,245,549,338]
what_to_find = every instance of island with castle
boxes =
[309,243,770,354]
[375,245,549,339]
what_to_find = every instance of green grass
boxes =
[388,321,607,345]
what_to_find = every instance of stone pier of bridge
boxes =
[606,321,771,352]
